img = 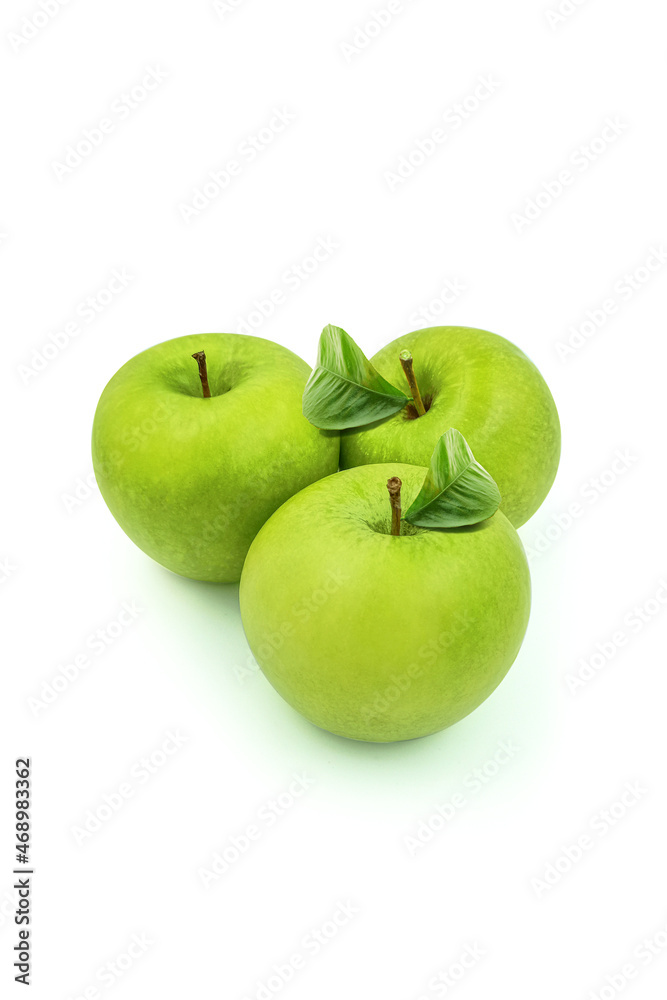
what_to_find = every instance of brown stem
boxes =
[192,351,211,398]
[399,350,426,416]
[387,477,402,536]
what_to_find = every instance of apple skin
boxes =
[339,326,561,527]
[240,463,531,742]
[92,334,339,583]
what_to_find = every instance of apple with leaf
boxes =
[240,428,530,742]
[302,324,560,526]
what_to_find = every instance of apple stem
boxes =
[387,477,402,536]
[399,351,426,416]
[192,351,211,398]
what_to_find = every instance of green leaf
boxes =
[404,429,501,528]
[302,325,410,430]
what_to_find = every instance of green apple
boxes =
[92,333,339,582]
[240,463,531,742]
[339,326,560,527]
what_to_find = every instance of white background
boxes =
[2,1,666,997]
